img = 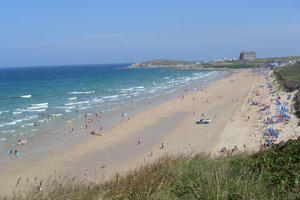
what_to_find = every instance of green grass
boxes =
[2,138,300,200]
[274,64,300,118]
[202,63,258,69]
[274,64,300,91]
[137,59,192,66]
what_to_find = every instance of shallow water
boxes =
[0,64,226,160]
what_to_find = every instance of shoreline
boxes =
[0,69,229,194]
[0,68,298,196]
[0,69,227,162]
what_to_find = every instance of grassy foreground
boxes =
[2,138,300,200]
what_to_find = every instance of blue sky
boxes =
[0,0,300,67]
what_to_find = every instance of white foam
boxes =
[136,88,146,92]
[91,98,104,103]
[105,106,119,112]
[27,106,47,110]
[2,130,15,133]
[5,118,24,126]
[26,123,34,126]
[167,79,175,84]
[52,113,62,117]
[104,95,118,99]
[5,121,16,125]
[69,91,95,94]
[148,89,159,94]
[68,97,77,100]
[131,92,140,96]
[120,86,144,92]
[27,103,48,110]
[21,95,31,98]
[23,116,38,121]
[65,101,89,106]
[13,111,22,115]
[78,106,92,110]
[25,109,46,112]
[0,137,6,141]
[38,119,46,123]
[56,106,75,110]
[165,89,176,94]
[32,103,48,107]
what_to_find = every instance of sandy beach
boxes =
[0,68,298,195]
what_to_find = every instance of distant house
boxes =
[239,51,256,60]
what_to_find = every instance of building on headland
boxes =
[239,51,256,60]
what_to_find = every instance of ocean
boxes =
[0,63,226,157]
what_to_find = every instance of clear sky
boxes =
[0,0,299,67]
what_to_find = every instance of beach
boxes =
[0,68,298,195]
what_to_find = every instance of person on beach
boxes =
[149,149,153,157]
[14,150,19,157]
[136,139,141,145]
[20,139,27,145]
[160,142,165,149]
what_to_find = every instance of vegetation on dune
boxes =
[140,59,192,65]
[129,59,193,68]
[202,63,258,69]
[258,56,300,62]
[274,64,300,118]
[274,64,300,91]
[2,138,300,200]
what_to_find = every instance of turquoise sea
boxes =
[0,64,225,155]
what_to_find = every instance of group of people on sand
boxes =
[6,138,27,158]
[9,149,19,157]
[218,69,297,156]
[18,138,27,145]
[219,146,238,156]
[250,73,294,150]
